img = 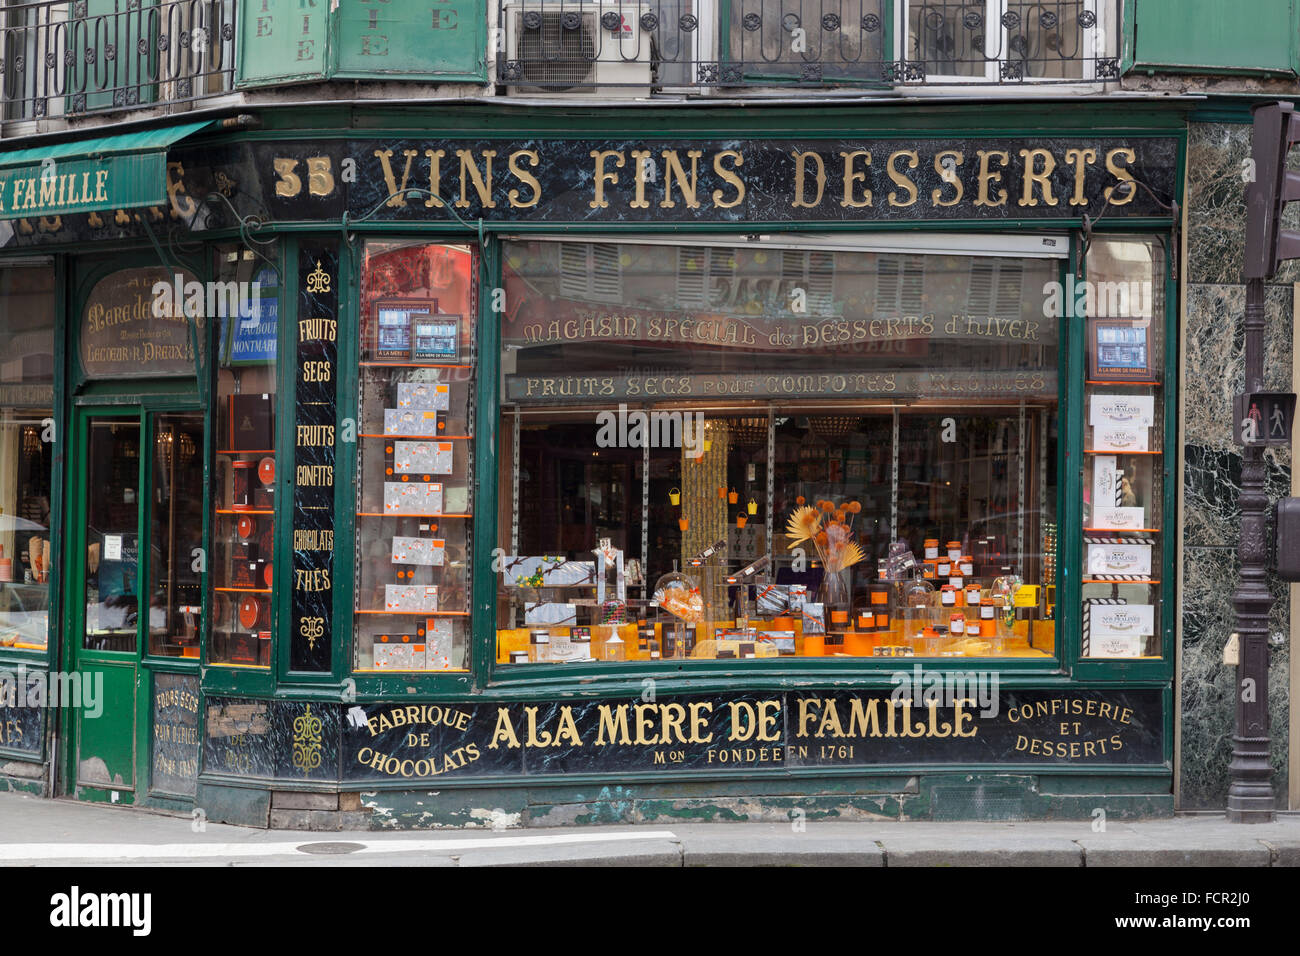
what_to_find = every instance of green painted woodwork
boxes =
[0,121,212,221]
[1129,0,1298,76]
[71,659,136,798]
[60,258,205,805]
[333,0,487,80]
[65,406,142,801]
[237,0,329,87]
[0,102,1186,801]
[236,0,486,89]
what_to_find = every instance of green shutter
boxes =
[1130,0,1297,75]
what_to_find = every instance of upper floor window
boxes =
[905,0,1116,83]
[498,0,1118,92]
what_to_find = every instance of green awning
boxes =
[0,119,213,220]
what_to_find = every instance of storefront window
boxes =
[0,265,54,652]
[1081,235,1166,659]
[496,237,1060,663]
[210,248,280,667]
[148,412,205,657]
[353,240,476,672]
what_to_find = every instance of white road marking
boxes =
[0,830,680,861]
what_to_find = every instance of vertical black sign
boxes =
[291,244,338,671]
[151,672,200,795]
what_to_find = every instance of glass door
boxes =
[66,406,205,802]
[147,412,205,659]
[69,411,142,800]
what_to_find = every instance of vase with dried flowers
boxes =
[785,496,865,615]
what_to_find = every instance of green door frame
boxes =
[62,404,147,802]
[59,395,203,803]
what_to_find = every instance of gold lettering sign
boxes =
[79,266,201,379]
[298,318,337,342]
[296,424,335,445]
[293,529,335,550]
[294,568,332,591]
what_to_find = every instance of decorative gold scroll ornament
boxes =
[292,703,324,776]
[306,261,332,294]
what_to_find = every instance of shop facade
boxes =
[0,101,1188,825]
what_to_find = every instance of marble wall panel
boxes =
[1181,121,1294,810]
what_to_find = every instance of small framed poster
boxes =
[412,315,460,362]
[373,298,435,360]
[1090,319,1153,381]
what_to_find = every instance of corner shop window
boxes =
[0,265,54,652]
[496,238,1060,663]
[1081,235,1166,659]
[353,241,476,672]
[210,247,280,667]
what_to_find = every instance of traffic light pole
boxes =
[1226,276,1277,823]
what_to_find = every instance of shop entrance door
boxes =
[65,406,205,802]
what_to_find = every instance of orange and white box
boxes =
[424,619,454,669]
[392,536,445,566]
[383,481,443,515]
[394,440,453,475]
[384,585,439,613]
[384,408,437,436]
[397,382,450,410]
[373,634,416,669]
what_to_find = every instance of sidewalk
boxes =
[1,792,1297,866]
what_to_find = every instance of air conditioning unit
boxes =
[503,2,653,97]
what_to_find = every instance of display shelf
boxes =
[355,240,477,675]
[217,449,275,455]
[1085,527,1161,534]
[359,361,473,369]
[214,586,273,594]
[356,512,471,518]
[216,509,274,516]
[355,609,470,616]
[1083,449,1163,455]
[359,433,472,440]
[1086,380,1161,386]
[353,667,470,673]
[1083,578,1161,584]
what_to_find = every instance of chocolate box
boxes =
[383,481,444,515]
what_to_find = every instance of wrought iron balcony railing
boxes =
[497,0,1120,91]
[0,0,1118,123]
[1,0,235,120]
